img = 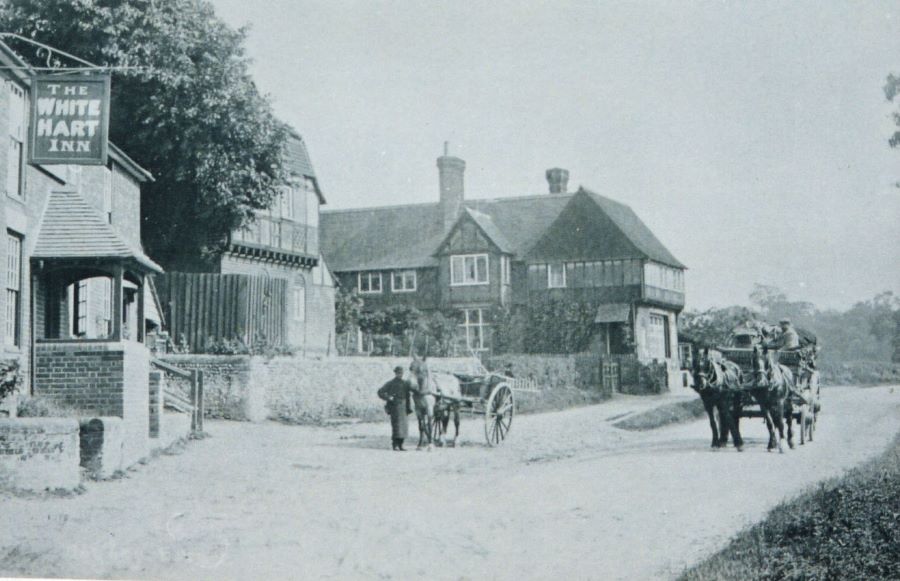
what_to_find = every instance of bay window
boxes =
[450,254,489,286]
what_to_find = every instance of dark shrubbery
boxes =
[680,433,900,581]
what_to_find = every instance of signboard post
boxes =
[28,74,110,166]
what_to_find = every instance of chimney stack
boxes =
[438,142,465,232]
[546,168,569,194]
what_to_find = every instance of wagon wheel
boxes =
[799,404,808,445]
[808,404,816,442]
[484,382,514,447]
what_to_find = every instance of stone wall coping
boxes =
[35,341,131,353]
[0,417,80,434]
[77,416,124,429]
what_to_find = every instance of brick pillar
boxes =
[148,370,164,438]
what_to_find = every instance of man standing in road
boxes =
[377,366,413,451]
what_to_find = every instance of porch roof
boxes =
[32,190,163,274]
[594,303,631,323]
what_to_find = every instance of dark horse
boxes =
[692,349,745,451]
[749,345,795,453]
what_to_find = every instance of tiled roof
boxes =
[462,208,514,253]
[320,188,684,272]
[285,131,325,204]
[33,190,163,273]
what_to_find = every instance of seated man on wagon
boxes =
[766,318,801,351]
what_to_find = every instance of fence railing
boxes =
[151,357,204,434]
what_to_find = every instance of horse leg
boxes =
[451,409,460,447]
[424,396,434,451]
[761,403,776,451]
[772,400,785,453]
[702,395,719,448]
[416,411,426,450]
[730,394,744,452]
[716,399,731,447]
[785,400,795,449]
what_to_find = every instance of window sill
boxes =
[450,282,490,287]
[391,288,417,293]
[358,290,383,295]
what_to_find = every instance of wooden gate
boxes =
[601,361,620,393]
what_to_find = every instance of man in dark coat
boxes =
[377,366,413,451]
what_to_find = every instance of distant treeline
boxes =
[680,285,900,364]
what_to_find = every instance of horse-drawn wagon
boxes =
[720,325,821,446]
[689,323,821,452]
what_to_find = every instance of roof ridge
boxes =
[321,201,439,214]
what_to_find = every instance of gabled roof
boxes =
[462,208,514,254]
[286,130,325,204]
[527,188,686,268]
[33,190,163,273]
[320,187,684,272]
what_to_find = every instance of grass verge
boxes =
[613,398,706,431]
[512,388,609,415]
[678,432,900,581]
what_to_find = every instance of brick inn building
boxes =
[0,41,170,467]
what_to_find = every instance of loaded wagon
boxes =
[719,326,821,444]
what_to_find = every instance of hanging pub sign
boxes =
[28,74,111,165]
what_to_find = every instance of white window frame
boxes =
[450,254,489,286]
[5,231,21,346]
[547,262,566,288]
[7,81,26,199]
[459,308,489,351]
[358,271,382,294]
[391,270,417,293]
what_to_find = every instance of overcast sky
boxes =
[210,0,899,311]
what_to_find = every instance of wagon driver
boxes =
[767,318,800,351]
[377,366,413,451]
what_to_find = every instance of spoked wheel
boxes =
[799,405,808,445]
[484,382,514,446]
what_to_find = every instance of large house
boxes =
[320,148,686,371]
[154,131,336,356]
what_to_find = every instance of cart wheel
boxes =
[809,406,816,442]
[799,405,808,445]
[485,382,514,447]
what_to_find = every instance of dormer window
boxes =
[548,263,566,288]
[392,270,416,292]
[451,254,489,286]
[358,271,382,294]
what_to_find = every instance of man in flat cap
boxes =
[767,318,800,351]
[377,366,413,451]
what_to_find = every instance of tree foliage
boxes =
[886,73,900,151]
[680,287,899,363]
[678,305,757,348]
[0,0,289,268]
[334,287,363,335]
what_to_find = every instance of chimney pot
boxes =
[546,168,569,194]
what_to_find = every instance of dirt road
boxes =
[2,385,898,580]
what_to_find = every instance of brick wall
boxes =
[33,341,149,465]
[0,418,81,491]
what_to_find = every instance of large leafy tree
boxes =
[0,0,288,268]
[886,73,900,151]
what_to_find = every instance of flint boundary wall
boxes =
[160,355,607,423]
